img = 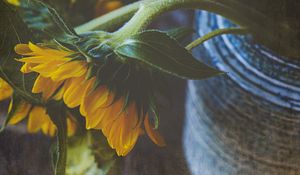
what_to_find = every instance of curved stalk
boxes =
[74,1,142,34]
[110,0,283,44]
[185,28,249,51]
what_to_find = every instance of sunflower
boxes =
[16,42,166,156]
[0,78,76,136]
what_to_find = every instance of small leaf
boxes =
[165,27,194,41]
[115,30,223,80]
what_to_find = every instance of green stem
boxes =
[55,116,67,175]
[74,1,142,34]
[47,102,67,175]
[110,0,274,43]
[185,28,249,51]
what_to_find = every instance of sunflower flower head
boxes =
[15,42,88,100]
[0,78,76,137]
[15,39,166,156]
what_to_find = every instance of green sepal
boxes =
[165,27,194,41]
[0,93,23,133]
[88,43,113,61]
[115,30,224,80]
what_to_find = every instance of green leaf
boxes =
[115,30,223,80]
[19,0,77,40]
[0,93,22,133]
[165,27,194,41]
[46,101,67,175]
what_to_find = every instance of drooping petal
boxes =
[30,60,68,77]
[100,98,124,135]
[27,42,71,58]
[118,128,140,156]
[67,117,77,137]
[18,56,51,64]
[85,107,107,129]
[82,86,109,116]
[41,117,57,136]
[20,63,37,73]
[32,75,63,100]
[86,92,115,129]
[14,44,34,56]
[0,78,13,101]
[53,82,67,100]
[144,115,166,147]
[50,61,87,81]
[8,101,32,125]
[63,76,90,108]
[27,106,49,133]
[79,78,96,116]
[120,103,139,148]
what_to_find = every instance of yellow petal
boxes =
[41,118,57,137]
[53,82,67,100]
[7,0,20,6]
[86,107,108,129]
[30,59,67,77]
[0,78,13,101]
[8,102,31,125]
[15,44,34,55]
[28,42,43,53]
[80,78,96,116]
[47,122,57,137]
[63,76,89,108]
[83,86,109,116]
[27,42,71,58]
[50,61,87,81]
[67,117,77,137]
[20,63,37,73]
[144,115,166,147]
[32,75,63,100]
[32,75,46,93]
[118,129,140,156]
[107,115,123,149]
[27,106,48,133]
[120,103,139,147]
[101,98,123,135]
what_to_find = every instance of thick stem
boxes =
[111,0,272,42]
[74,1,142,34]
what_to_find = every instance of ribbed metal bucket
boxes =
[183,11,300,175]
